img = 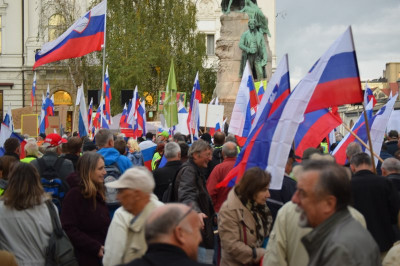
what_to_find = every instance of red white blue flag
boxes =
[187,72,201,140]
[228,61,259,146]
[333,95,396,166]
[103,66,112,125]
[304,27,363,113]
[219,54,291,189]
[294,107,342,159]
[76,85,89,137]
[364,82,377,107]
[33,0,107,69]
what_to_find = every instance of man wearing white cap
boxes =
[103,167,163,266]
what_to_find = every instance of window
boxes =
[48,14,66,41]
[207,34,215,56]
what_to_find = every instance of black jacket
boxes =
[153,160,182,200]
[267,175,297,221]
[351,169,400,252]
[122,243,212,266]
[386,140,399,156]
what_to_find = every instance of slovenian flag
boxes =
[218,54,291,189]
[33,0,107,69]
[228,61,258,146]
[187,72,201,140]
[76,85,89,137]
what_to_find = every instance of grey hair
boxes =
[45,145,59,154]
[145,207,183,243]
[164,142,181,159]
[95,129,114,148]
[225,134,237,144]
[24,141,39,157]
[222,141,237,158]
[382,158,400,173]
[188,140,210,159]
[345,142,362,160]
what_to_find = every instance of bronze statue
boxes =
[239,19,267,80]
[222,0,258,14]
[240,0,270,36]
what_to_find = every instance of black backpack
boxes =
[162,165,188,203]
[45,200,78,266]
[104,160,121,205]
[38,158,69,211]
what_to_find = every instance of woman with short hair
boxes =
[218,167,273,266]
[0,162,54,265]
[61,152,110,266]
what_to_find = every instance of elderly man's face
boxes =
[117,189,144,215]
[291,170,328,228]
[179,209,203,260]
[193,149,211,168]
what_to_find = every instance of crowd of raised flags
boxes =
[2,0,398,195]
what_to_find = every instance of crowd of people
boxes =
[0,127,399,266]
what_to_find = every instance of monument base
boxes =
[214,12,272,119]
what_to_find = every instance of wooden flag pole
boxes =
[361,104,377,172]
[341,122,383,163]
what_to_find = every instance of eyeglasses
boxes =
[174,204,195,227]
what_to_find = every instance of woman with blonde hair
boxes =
[218,167,273,266]
[0,162,54,265]
[61,152,110,265]
[127,138,144,166]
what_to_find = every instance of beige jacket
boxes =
[103,195,163,266]
[263,201,367,266]
[218,189,270,266]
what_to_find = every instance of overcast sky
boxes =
[275,0,400,86]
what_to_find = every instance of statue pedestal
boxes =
[214,12,272,118]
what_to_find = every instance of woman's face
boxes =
[253,185,270,205]
[90,158,106,184]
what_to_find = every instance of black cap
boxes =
[39,133,46,139]
[82,141,97,152]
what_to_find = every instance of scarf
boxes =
[242,198,273,246]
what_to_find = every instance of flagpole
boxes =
[204,104,209,133]
[101,0,108,103]
[341,122,383,163]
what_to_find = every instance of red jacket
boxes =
[206,157,236,212]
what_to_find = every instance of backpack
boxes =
[38,157,68,211]
[45,200,78,266]
[162,165,188,203]
[104,160,121,205]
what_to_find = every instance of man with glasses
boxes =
[103,167,163,266]
[123,203,212,266]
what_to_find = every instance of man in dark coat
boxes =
[382,157,400,195]
[386,130,399,156]
[123,203,212,266]
[350,152,400,253]
[153,142,182,200]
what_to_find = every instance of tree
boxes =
[105,0,214,113]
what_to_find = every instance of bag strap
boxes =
[45,200,63,237]
[242,221,247,245]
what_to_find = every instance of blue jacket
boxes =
[97,147,132,174]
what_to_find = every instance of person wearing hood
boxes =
[95,129,133,174]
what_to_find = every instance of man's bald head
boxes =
[145,203,202,260]
[222,141,237,158]
[145,204,193,243]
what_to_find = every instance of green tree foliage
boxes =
[104,0,215,113]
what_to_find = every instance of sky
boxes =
[275,0,400,86]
